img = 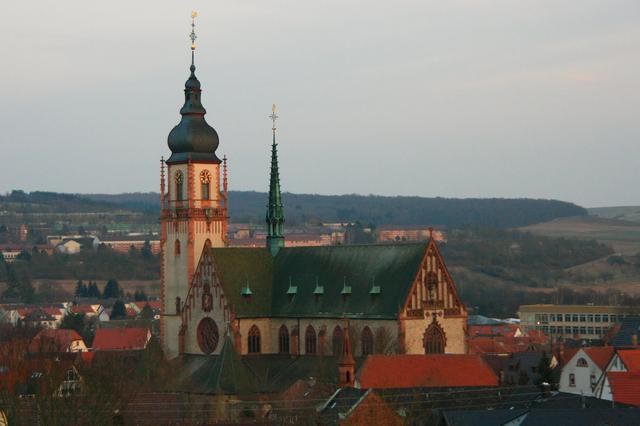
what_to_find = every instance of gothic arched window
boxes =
[305,325,317,355]
[200,170,211,200]
[577,358,588,367]
[175,171,184,201]
[332,326,343,356]
[278,325,290,354]
[248,325,261,354]
[174,239,181,256]
[361,326,374,356]
[423,322,446,354]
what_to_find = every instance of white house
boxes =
[559,346,614,397]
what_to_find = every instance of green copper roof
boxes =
[266,132,285,256]
[209,248,273,317]
[209,242,427,319]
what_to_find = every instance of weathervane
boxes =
[190,11,198,66]
[269,104,279,134]
[190,11,198,50]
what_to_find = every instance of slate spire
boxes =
[266,104,285,257]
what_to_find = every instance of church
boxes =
[159,19,468,366]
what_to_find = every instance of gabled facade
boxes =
[594,348,640,400]
[559,347,614,397]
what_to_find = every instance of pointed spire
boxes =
[339,321,355,388]
[266,104,285,256]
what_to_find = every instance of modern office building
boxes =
[518,304,640,340]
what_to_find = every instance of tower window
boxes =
[175,171,184,201]
[174,239,181,255]
[248,325,261,354]
[200,170,211,200]
[278,325,290,354]
[305,325,317,355]
[361,326,374,356]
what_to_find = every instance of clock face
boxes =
[197,317,219,354]
[200,170,211,184]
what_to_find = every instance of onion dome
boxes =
[167,60,221,163]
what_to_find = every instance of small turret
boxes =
[339,322,355,388]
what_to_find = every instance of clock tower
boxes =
[160,12,228,358]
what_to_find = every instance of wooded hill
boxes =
[85,191,587,228]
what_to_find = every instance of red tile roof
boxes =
[617,349,640,372]
[69,305,96,314]
[583,347,615,371]
[608,372,640,406]
[468,337,534,355]
[144,300,161,310]
[29,329,84,353]
[357,355,498,389]
[92,328,150,351]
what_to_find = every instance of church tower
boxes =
[266,105,285,256]
[160,12,228,357]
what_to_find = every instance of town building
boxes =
[98,235,160,254]
[92,328,151,351]
[518,304,640,340]
[159,28,468,361]
[376,225,445,243]
[29,329,87,353]
[558,346,614,397]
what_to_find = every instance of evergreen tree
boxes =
[110,300,127,320]
[103,279,120,299]
[139,303,155,319]
[87,281,101,298]
[141,240,153,260]
[74,279,88,297]
[133,290,148,301]
[60,312,86,335]
[536,353,554,385]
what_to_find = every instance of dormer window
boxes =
[313,278,324,302]
[341,277,352,302]
[286,277,297,302]
[241,281,253,301]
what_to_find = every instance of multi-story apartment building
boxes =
[518,304,640,340]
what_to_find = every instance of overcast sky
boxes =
[1,1,638,207]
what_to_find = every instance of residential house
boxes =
[92,328,151,351]
[29,329,87,353]
[594,348,640,401]
[558,346,614,396]
[318,388,404,426]
[610,315,640,348]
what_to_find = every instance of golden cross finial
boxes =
[190,11,198,51]
[269,104,279,133]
